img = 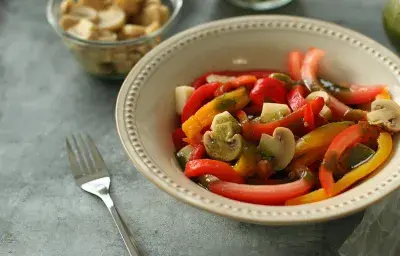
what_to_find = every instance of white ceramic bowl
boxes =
[116,15,400,225]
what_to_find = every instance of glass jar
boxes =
[225,0,293,11]
[46,0,183,80]
[383,0,400,52]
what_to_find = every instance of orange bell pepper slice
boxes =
[294,121,354,157]
[286,132,392,205]
[182,87,250,140]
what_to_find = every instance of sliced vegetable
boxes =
[203,130,243,161]
[233,142,258,176]
[303,103,316,131]
[250,77,287,105]
[181,82,220,123]
[203,112,243,161]
[172,128,187,151]
[211,111,241,137]
[376,88,392,100]
[192,69,275,89]
[182,87,250,140]
[175,85,195,115]
[286,132,392,205]
[175,145,194,169]
[288,51,305,81]
[301,48,366,121]
[243,97,324,141]
[287,85,309,111]
[257,127,295,171]
[319,122,380,196]
[259,103,291,123]
[208,171,315,205]
[295,121,354,157]
[214,75,257,97]
[319,79,385,105]
[184,159,245,184]
[306,91,332,120]
[367,99,400,132]
[189,143,206,161]
[339,143,375,171]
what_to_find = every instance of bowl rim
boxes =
[46,0,183,47]
[116,15,400,225]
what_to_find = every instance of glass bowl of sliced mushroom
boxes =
[46,0,182,79]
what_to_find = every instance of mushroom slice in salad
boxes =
[204,112,243,161]
[257,127,295,171]
[367,99,400,132]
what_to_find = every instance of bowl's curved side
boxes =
[116,15,400,225]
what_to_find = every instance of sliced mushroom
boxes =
[67,19,98,40]
[59,15,81,30]
[69,6,98,22]
[306,91,333,120]
[367,99,400,132]
[175,85,195,115]
[97,29,117,41]
[211,111,241,136]
[120,24,146,39]
[203,112,243,161]
[259,103,291,123]
[206,74,236,84]
[60,0,76,14]
[258,127,295,171]
[203,131,243,161]
[97,5,126,31]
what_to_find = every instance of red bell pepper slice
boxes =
[185,159,245,184]
[250,77,287,105]
[319,122,380,195]
[304,103,316,131]
[319,80,385,105]
[181,82,221,123]
[214,75,257,97]
[287,85,309,111]
[288,51,305,81]
[243,96,324,141]
[189,144,206,161]
[208,172,315,205]
[192,69,276,89]
[172,128,187,151]
[301,48,366,121]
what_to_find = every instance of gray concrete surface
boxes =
[0,0,395,255]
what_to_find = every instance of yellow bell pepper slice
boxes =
[376,88,392,100]
[182,87,250,139]
[286,132,392,205]
[234,142,258,176]
[295,121,354,157]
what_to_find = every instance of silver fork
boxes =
[66,134,140,256]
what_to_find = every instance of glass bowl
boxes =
[46,0,183,80]
[225,0,293,10]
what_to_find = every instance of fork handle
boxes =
[101,194,140,256]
